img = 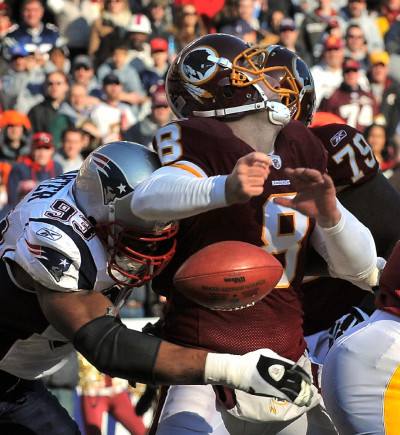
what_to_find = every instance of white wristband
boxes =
[204,353,243,388]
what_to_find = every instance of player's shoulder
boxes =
[310,123,358,152]
[167,117,234,141]
[277,120,325,154]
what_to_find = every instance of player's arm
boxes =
[27,272,312,406]
[132,152,271,221]
[274,168,378,289]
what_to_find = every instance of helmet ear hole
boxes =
[222,86,234,98]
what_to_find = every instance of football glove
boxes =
[204,348,312,407]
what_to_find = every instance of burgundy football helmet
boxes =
[166,34,291,126]
[258,45,316,126]
[166,35,316,126]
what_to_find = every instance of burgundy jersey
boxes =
[310,123,379,188]
[303,124,379,334]
[153,118,327,361]
[376,241,400,316]
[319,87,379,132]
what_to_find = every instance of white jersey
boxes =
[0,172,116,379]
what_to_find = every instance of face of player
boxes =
[22,0,44,28]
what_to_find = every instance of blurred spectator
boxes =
[232,0,261,30]
[1,44,45,113]
[123,84,173,147]
[377,0,400,37]
[70,54,101,99]
[344,24,369,69]
[48,0,102,58]
[368,51,400,142]
[59,83,95,127]
[171,4,207,53]
[5,0,62,65]
[0,3,14,49]
[384,17,400,82]
[44,45,70,74]
[42,351,79,418]
[54,127,85,172]
[7,132,63,206]
[28,70,71,148]
[124,13,153,73]
[311,36,345,107]
[364,123,395,171]
[319,58,378,131]
[0,161,10,218]
[89,73,136,144]
[140,37,169,93]
[119,285,146,318]
[88,0,132,65]
[97,43,146,118]
[219,18,259,44]
[388,142,400,191]
[339,0,383,51]
[0,110,31,161]
[278,18,311,65]
[78,354,146,435]
[147,0,173,39]
[298,0,344,64]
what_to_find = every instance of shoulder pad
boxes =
[14,220,85,292]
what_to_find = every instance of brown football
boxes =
[173,241,283,311]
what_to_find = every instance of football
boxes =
[173,241,283,311]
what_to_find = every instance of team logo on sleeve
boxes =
[92,153,134,205]
[26,241,72,282]
[36,227,62,242]
[180,47,219,85]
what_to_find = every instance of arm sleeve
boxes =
[310,199,378,290]
[131,164,228,221]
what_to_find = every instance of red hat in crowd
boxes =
[150,38,168,53]
[31,132,54,150]
[324,36,344,50]
[342,58,361,72]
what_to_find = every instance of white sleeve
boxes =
[131,163,228,221]
[310,199,378,290]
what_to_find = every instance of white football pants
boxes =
[322,309,400,435]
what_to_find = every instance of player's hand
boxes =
[205,348,313,407]
[225,152,271,205]
[274,168,341,228]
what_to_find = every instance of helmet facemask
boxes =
[96,221,178,287]
[231,45,301,121]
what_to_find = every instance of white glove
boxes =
[204,348,312,407]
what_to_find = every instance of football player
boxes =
[263,45,400,363]
[0,141,313,434]
[322,242,400,434]
[132,35,378,434]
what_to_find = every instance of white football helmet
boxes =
[74,141,177,286]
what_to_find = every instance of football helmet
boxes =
[74,141,178,287]
[166,33,291,126]
[257,45,316,126]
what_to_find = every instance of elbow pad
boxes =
[73,315,162,384]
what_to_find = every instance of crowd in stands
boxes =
[0,0,399,299]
